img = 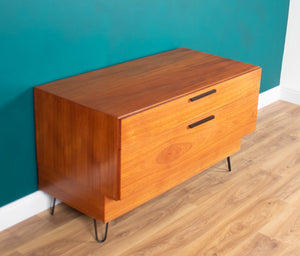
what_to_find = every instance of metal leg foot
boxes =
[94,219,109,243]
[227,157,231,172]
[50,198,56,215]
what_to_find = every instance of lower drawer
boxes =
[106,135,241,222]
[120,94,258,199]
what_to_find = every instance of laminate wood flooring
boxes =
[1,100,300,256]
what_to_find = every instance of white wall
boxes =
[280,0,300,105]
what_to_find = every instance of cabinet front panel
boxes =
[120,92,258,199]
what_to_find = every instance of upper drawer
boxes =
[121,69,261,143]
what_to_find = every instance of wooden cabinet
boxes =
[34,48,261,223]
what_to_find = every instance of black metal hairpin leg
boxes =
[94,219,109,243]
[227,157,231,172]
[50,197,56,215]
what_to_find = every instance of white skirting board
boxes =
[0,191,60,232]
[258,86,280,109]
[0,86,282,232]
[280,86,300,105]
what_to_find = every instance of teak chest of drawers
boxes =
[34,48,261,239]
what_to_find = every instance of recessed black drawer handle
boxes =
[188,115,215,129]
[190,89,217,102]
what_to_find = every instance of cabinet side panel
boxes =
[34,88,120,207]
[39,166,106,221]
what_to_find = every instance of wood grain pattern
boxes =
[120,68,261,141]
[34,48,261,223]
[105,137,241,222]
[34,89,120,202]
[35,48,259,118]
[120,94,258,200]
[2,101,300,256]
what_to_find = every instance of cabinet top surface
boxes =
[35,48,260,119]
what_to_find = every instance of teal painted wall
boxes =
[0,0,290,206]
